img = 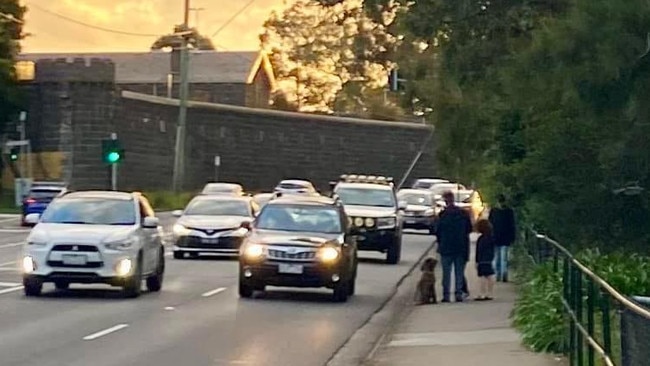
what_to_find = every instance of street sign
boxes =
[5,140,30,147]
[214,155,221,167]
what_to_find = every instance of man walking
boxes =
[436,191,472,302]
[488,194,516,282]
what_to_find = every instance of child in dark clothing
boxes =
[475,219,496,301]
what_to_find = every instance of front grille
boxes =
[188,227,233,235]
[178,236,242,249]
[52,245,99,252]
[47,261,103,268]
[268,249,317,260]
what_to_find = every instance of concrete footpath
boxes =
[365,244,565,366]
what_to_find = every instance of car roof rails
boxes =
[338,173,394,186]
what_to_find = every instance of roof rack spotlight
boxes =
[340,174,348,181]
[357,175,368,182]
[367,175,377,181]
[346,175,358,182]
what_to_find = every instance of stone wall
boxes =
[17,58,437,192]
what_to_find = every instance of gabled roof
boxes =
[17,50,276,88]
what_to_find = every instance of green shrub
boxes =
[142,191,194,211]
[577,249,650,297]
[513,263,568,354]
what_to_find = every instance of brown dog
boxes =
[414,257,438,305]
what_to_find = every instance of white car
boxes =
[21,191,165,298]
[273,179,319,196]
[201,182,244,196]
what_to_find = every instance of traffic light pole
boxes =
[111,132,118,191]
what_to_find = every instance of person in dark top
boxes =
[488,194,517,282]
[436,191,472,302]
[474,219,496,301]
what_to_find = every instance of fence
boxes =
[523,230,650,366]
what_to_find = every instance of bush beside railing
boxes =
[517,229,650,366]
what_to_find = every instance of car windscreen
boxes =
[412,181,434,189]
[335,187,396,207]
[184,199,250,216]
[40,198,136,225]
[398,192,432,206]
[255,205,342,233]
[278,183,309,190]
[28,189,62,200]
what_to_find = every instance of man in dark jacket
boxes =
[436,191,472,302]
[488,194,516,282]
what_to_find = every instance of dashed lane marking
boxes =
[0,286,23,295]
[201,287,227,298]
[82,324,129,341]
[0,282,21,287]
[0,241,24,249]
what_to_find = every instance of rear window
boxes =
[412,181,434,189]
[29,189,62,199]
[278,183,309,190]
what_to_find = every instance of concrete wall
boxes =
[14,58,436,192]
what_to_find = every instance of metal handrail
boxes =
[534,231,650,320]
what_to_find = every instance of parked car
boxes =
[273,179,319,196]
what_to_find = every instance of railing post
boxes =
[600,293,612,358]
[587,280,596,366]
[575,268,584,366]
[569,261,576,366]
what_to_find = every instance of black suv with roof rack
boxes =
[237,193,358,302]
[329,174,405,264]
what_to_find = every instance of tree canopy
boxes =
[0,0,26,134]
[151,27,215,51]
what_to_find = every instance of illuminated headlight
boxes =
[173,224,191,237]
[354,217,364,227]
[364,218,375,227]
[424,209,434,216]
[243,243,266,259]
[319,246,340,262]
[105,238,135,251]
[376,217,396,229]
[22,256,36,273]
[115,258,133,276]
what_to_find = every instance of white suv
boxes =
[21,191,165,298]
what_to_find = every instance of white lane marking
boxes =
[0,286,23,295]
[0,282,21,287]
[0,268,19,272]
[0,260,18,267]
[164,251,172,257]
[0,229,29,233]
[0,217,19,223]
[201,287,227,298]
[164,306,175,311]
[0,241,24,249]
[82,324,129,341]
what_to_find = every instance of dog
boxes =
[414,257,438,305]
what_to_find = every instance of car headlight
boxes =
[242,243,266,259]
[115,258,133,276]
[319,246,340,262]
[22,256,36,273]
[424,209,434,216]
[173,224,191,237]
[364,218,375,227]
[354,217,364,227]
[224,227,248,237]
[105,238,136,251]
[376,217,396,229]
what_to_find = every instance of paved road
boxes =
[0,213,433,366]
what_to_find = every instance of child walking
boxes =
[475,219,496,301]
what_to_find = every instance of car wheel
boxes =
[332,281,349,302]
[386,236,402,265]
[239,280,254,298]
[122,255,142,298]
[23,277,42,297]
[173,251,184,259]
[54,281,69,290]
[347,277,356,296]
[146,249,165,292]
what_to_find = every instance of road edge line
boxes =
[325,239,436,366]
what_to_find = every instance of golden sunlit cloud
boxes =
[21,0,293,52]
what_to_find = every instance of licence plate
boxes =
[405,219,416,224]
[202,238,219,244]
[62,254,87,266]
[278,263,303,274]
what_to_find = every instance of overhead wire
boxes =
[210,0,257,37]
[27,2,160,37]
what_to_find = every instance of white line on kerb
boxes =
[83,324,129,341]
[0,286,23,295]
[201,287,227,298]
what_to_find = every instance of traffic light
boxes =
[9,147,19,161]
[101,139,125,164]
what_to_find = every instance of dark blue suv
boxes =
[21,183,67,226]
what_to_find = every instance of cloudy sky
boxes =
[21,0,289,52]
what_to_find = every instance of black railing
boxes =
[523,229,650,366]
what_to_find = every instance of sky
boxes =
[20,0,290,53]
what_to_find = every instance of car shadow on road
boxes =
[244,289,372,305]
[23,287,161,301]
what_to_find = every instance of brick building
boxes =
[16,50,276,108]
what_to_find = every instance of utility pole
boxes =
[172,0,191,192]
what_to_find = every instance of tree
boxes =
[260,0,401,114]
[150,27,215,51]
[0,0,26,135]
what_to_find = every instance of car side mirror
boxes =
[398,200,408,210]
[171,210,183,217]
[25,213,40,225]
[143,216,159,229]
[240,221,252,230]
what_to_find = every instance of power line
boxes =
[28,2,160,37]
[210,0,257,37]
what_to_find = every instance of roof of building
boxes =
[17,50,276,88]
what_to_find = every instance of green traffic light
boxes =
[10,154,17,161]
[107,151,120,163]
